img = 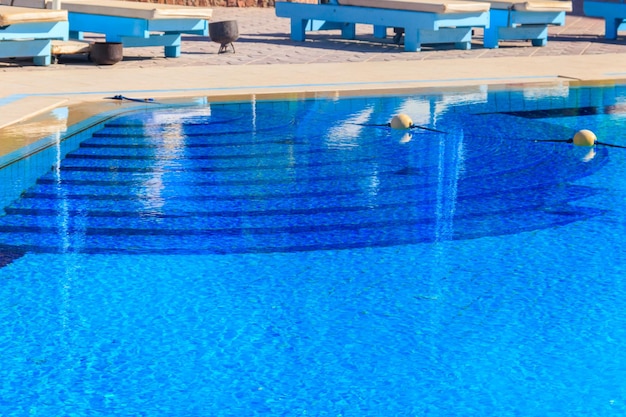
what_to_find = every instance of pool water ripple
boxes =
[2,86,626,416]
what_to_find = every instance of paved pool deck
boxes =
[1,7,626,130]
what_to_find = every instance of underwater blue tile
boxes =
[600,85,618,107]
[589,85,607,107]
[493,90,513,112]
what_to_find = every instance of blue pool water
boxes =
[2,84,626,416]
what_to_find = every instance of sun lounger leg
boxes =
[373,25,387,39]
[605,18,620,40]
[33,54,52,66]
[404,29,421,52]
[483,27,499,48]
[290,19,307,41]
[341,23,356,39]
[165,45,181,57]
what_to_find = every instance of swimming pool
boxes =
[1,83,626,416]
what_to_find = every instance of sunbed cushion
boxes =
[58,0,213,20]
[465,0,571,10]
[337,0,490,14]
[0,5,67,26]
[510,0,571,11]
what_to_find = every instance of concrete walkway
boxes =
[1,7,626,129]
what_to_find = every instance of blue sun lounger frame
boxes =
[0,6,68,66]
[275,0,490,51]
[583,1,626,39]
[67,12,208,58]
[483,5,567,47]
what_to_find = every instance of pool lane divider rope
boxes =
[377,116,626,149]
[350,122,447,134]
[535,138,626,148]
[535,129,626,149]
[350,113,447,134]
[100,107,626,149]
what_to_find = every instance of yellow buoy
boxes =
[390,114,413,130]
[573,129,597,147]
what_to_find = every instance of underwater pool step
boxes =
[14,172,602,221]
[0,205,601,254]
[81,135,315,148]
[1,184,604,235]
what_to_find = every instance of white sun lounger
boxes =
[583,0,626,39]
[0,5,68,65]
[275,0,491,52]
[57,0,213,58]
[468,0,571,47]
